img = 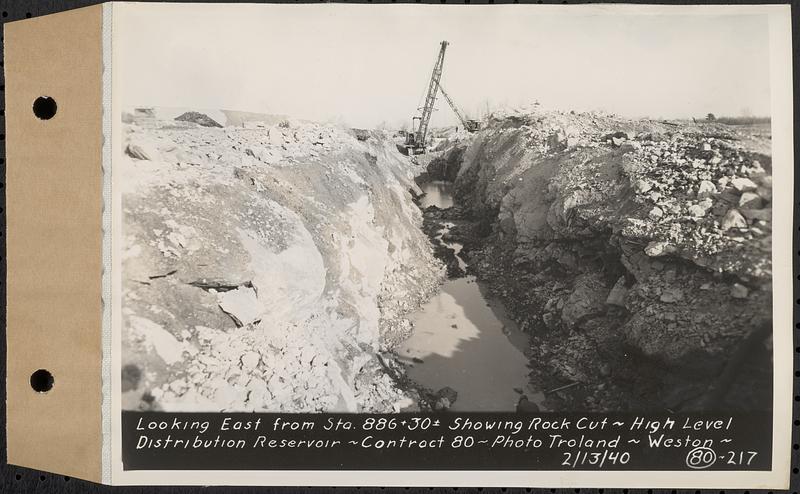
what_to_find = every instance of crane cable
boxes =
[437,80,464,127]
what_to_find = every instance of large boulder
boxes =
[561,273,609,328]
[174,111,223,128]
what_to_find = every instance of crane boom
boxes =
[404,41,479,154]
[436,82,469,130]
[415,41,448,151]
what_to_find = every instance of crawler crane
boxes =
[405,41,480,154]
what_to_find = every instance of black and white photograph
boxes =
[108,2,793,486]
[118,4,780,415]
[3,0,797,488]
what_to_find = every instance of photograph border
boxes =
[103,2,794,488]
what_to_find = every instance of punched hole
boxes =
[32,96,57,120]
[30,369,54,393]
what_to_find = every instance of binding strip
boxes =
[100,2,114,485]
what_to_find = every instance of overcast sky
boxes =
[114,3,773,129]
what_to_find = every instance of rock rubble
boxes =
[120,109,442,413]
[430,107,773,411]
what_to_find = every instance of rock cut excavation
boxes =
[119,40,774,416]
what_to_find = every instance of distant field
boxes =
[713,116,771,125]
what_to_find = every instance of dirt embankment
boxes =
[120,109,442,413]
[427,108,773,412]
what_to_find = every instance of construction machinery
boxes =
[404,41,480,154]
[437,83,481,133]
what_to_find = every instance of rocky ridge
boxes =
[120,109,442,413]
[427,107,773,411]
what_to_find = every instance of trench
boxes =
[398,181,545,411]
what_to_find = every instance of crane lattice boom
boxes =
[415,41,448,151]
[405,41,479,154]
[437,83,475,132]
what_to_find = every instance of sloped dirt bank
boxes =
[423,108,773,412]
[120,109,442,412]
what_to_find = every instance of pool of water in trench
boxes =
[399,181,544,411]
[417,180,454,209]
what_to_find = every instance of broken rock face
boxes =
[444,107,772,411]
[561,273,609,328]
[120,108,441,413]
[218,286,263,327]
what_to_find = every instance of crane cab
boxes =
[464,120,481,132]
[403,132,425,155]
[403,116,427,154]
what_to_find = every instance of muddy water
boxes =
[417,181,454,209]
[400,181,544,411]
